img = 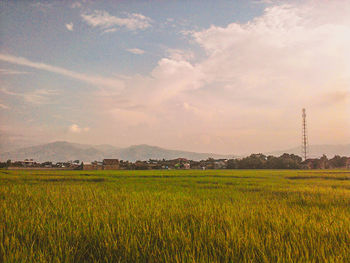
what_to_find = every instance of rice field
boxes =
[0,169,349,262]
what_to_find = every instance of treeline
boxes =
[226,153,349,169]
[227,154,302,169]
[120,154,349,170]
[304,155,350,169]
[1,154,349,170]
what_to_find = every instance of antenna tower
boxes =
[301,108,308,160]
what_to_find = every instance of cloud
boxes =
[126,48,145,55]
[96,57,202,112]
[0,88,58,105]
[94,1,350,153]
[183,102,201,115]
[0,68,29,75]
[166,49,194,61]
[191,2,350,104]
[69,124,89,133]
[23,89,59,104]
[65,22,74,31]
[149,58,203,100]
[0,88,17,96]
[4,1,350,153]
[0,53,124,89]
[0,103,9,110]
[103,28,117,34]
[81,10,152,31]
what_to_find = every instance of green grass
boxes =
[1,169,349,262]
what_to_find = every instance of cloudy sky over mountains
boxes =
[0,0,349,154]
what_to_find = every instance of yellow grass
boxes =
[1,169,349,262]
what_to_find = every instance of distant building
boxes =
[82,162,94,170]
[183,163,190,169]
[102,159,119,170]
[23,159,35,166]
[81,159,120,170]
[82,162,103,170]
[214,159,227,169]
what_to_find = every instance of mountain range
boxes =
[0,141,348,163]
[0,141,233,162]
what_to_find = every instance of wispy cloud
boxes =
[65,22,74,31]
[0,87,58,105]
[0,103,9,110]
[23,89,59,104]
[81,10,152,32]
[0,53,124,89]
[126,48,145,55]
[0,88,18,96]
[0,68,29,75]
[103,28,117,34]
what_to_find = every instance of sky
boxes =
[0,0,349,155]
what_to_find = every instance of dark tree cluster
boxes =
[304,155,350,169]
[227,153,302,169]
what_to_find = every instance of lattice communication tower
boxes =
[302,108,309,160]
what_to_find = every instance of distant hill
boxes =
[267,144,350,158]
[0,141,233,162]
[117,144,232,162]
[0,141,107,163]
[1,141,348,162]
